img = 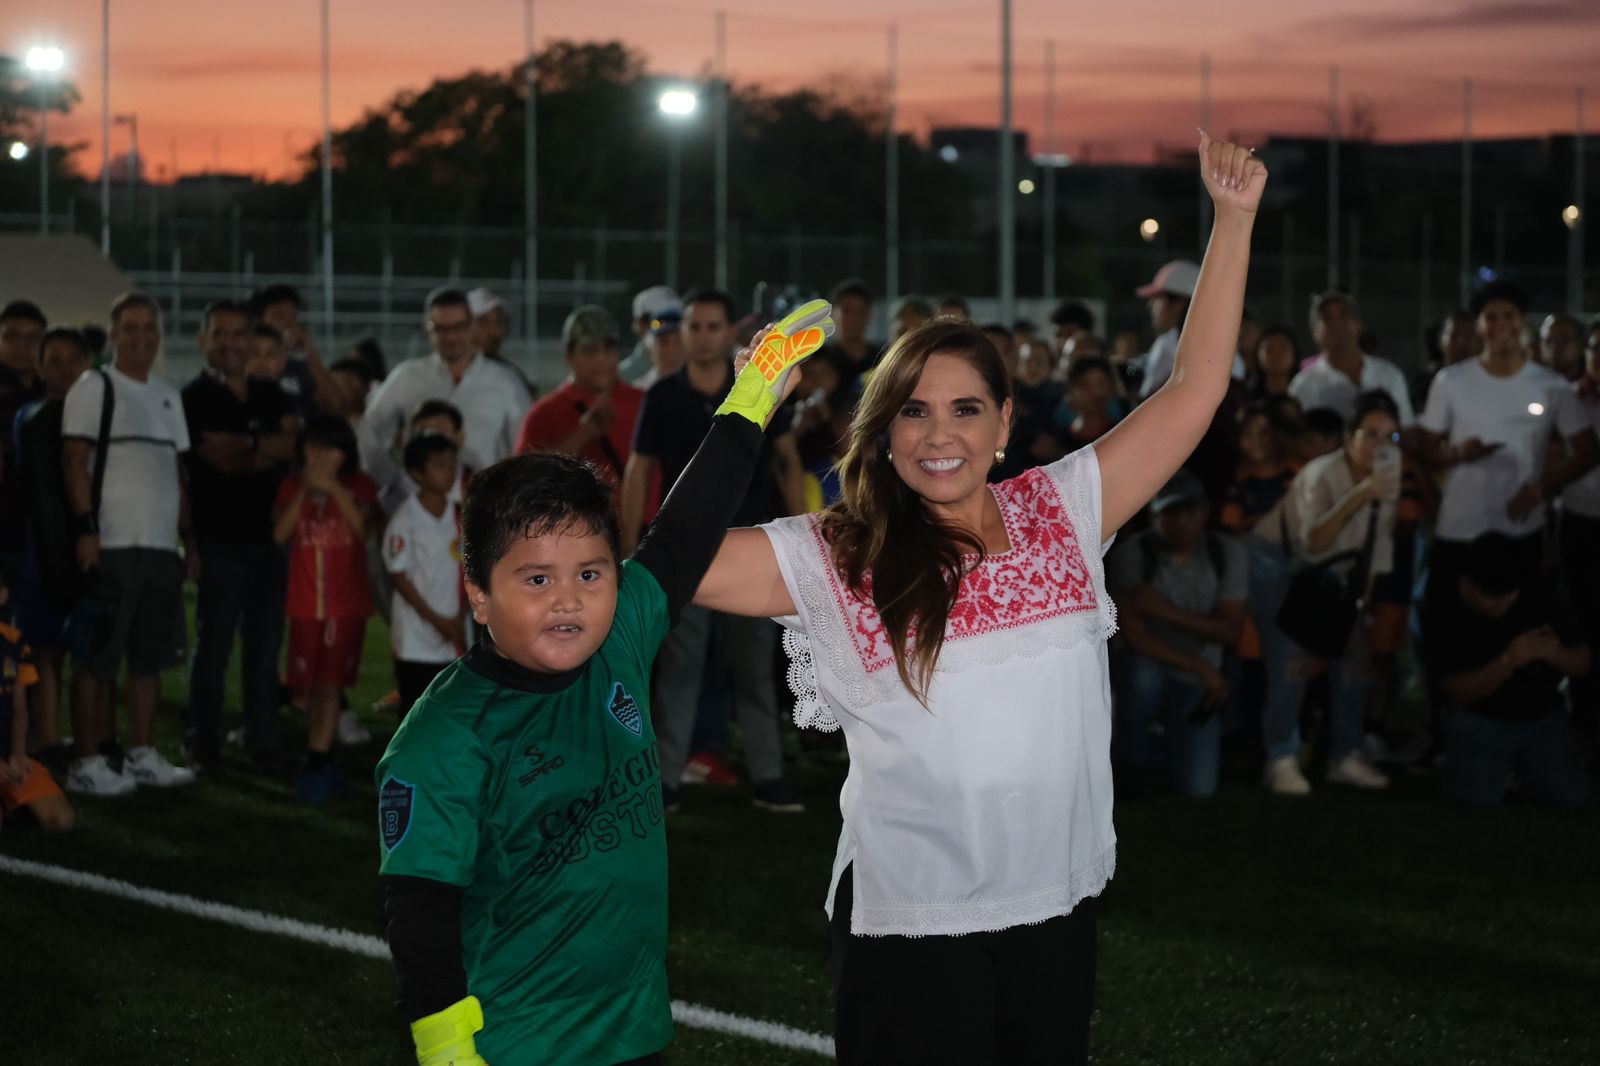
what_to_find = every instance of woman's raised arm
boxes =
[1095,133,1268,540]
[693,527,796,618]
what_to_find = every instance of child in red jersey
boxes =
[273,415,379,803]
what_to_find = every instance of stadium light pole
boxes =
[660,88,698,290]
[885,25,899,312]
[1571,87,1585,314]
[1327,65,1339,288]
[524,0,538,350]
[1042,40,1055,302]
[1460,78,1473,305]
[101,0,111,256]
[998,0,1015,323]
[25,45,65,235]
[714,11,729,290]
[319,0,335,352]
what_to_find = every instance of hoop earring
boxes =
[994,448,1006,465]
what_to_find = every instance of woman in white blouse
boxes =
[1249,390,1403,797]
[693,135,1266,1064]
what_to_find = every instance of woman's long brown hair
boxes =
[821,319,1012,704]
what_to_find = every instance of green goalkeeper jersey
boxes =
[376,560,673,1066]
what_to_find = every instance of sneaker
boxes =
[1326,750,1390,790]
[752,779,806,813]
[98,739,127,774]
[295,764,348,805]
[65,754,138,797]
[337,710,372,746]
[125,746,198,788]
[681,751,739,787]
[1361,732,1392,764]
[1263,754,1312,796]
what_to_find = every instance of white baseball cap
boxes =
[632,285,681,322]
[1136,260,1201,299]
[467,287,507,317]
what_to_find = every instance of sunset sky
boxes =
[4,0,1596,181]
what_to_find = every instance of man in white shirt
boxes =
[61,293,199,795]
[359,287,531,494]
[1134,260,1198,398]
[1289,291,1415,425]
[1417,281,1598,744]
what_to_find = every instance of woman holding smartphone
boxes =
[1247,389,1404,795]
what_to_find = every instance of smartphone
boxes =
[1373,443,1402,499]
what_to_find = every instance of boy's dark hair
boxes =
[1301,406,1346,440]
[1049,299,1094,331]
[404,430,460,475]
[935,292,970,315]
[247,284,303,317]
[39,327,89,360]
[1469,279,1529,318]
[829,278,873,304]
[1462,532,1528,596]
[80,324,107,358]
[110,292,160,328]
[1066,355,1114,387]
[1256,324,1299,359]
[425,286,470,315]
[201,299,248,331]
[1350,389,1400,432]
[682,287,736,324]
[980,321,1013,344]
[411,398,464,432]
[330,356,376,386]
[252,321,285,346]
[461,452,622,590]
[297,414,360,477]
[352,336,388,379]
[0,300,46,328]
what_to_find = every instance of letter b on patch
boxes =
[379,775,415,850]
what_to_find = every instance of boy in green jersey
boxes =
[376,300,834,1066]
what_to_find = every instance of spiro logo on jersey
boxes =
[379,775,415,850]
[607,682,642,736]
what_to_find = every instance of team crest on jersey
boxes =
[606,682,642,736]
[379,775,415,850]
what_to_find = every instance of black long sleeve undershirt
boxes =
[384,875,469,1022]
[382,413,766,1024]
[630,413,767,623]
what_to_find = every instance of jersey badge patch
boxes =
[379,775,415,850]
[607,682,643,736]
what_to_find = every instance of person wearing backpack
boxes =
[1107,469,1248,798]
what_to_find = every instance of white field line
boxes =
[0,854,835,1059]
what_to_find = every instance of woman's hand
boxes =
[1198,130,1267,217]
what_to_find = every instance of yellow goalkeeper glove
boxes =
[715,298,835,429]
[412,996,488,1066]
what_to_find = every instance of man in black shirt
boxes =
[0,300,48,582]
[1433,533,1590,808]
[181,301,300,769]
[621,288,804,813]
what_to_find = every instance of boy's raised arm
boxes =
[631,302,833,622]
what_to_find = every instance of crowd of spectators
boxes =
[0,262,1595,829]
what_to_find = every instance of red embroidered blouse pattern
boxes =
[806,467,1099,674]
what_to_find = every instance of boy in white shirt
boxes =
[383,433,466,717]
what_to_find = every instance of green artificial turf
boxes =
[1,610,1595,1064]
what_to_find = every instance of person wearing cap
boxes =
[618,285,682,384]
[632,309,683,392]
[1107,469,1247,798]
[359,287,532,497]
[514,306,643,499]
[1134,260,1198,399]
[1288,291,1414,425]
[1430,532,1590,808]
[464,287,531,391]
